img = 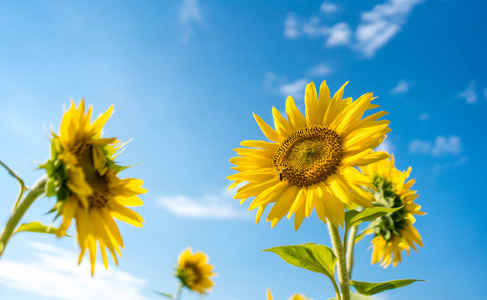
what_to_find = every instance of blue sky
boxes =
[0,0,486,299]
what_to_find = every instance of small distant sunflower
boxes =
[176,247,216,295]
[289,294,313,300]
[266,289,312,300]
[42,99,146,275]
[360,152,425,267]
[228,80,391,229]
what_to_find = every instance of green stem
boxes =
[0,177,47,260]
[346,225,358,279]
[174,282,183,300]
[331,278,342,300]
[328,223,351,300]
[0,160,27,209]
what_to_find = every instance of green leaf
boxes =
[263,243,337,283]
[345,207,402,228]
[14,221,70,236]
[154,291,173,299]
[354,231,366,243]
[351,279,424,296]
[327,291,372,300]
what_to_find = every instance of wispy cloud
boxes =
[376,138,395,153]
[320,1,339,14]
[262,72,310,100]
[283,0,424,57]
[0,243,150,300]
[284,13,300,39]
[326,22,352,46]
[308,62,332,77]
[279,78,309,99]
[457,80,478,104]
[419,113,429,121]
[484,88,487,100]
[355,0,424,57]
[158,187,249,219]
[389,79,414,94]
[179,0,203,43]
[409,136,462,156]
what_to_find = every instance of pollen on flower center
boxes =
[273,126,341,186]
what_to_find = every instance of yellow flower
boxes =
[266,289,312,300]
[289,294,313,300]
[42,99,146,275]
[176,247,215,295]
[360,152,425,267]
[228,80,390,229]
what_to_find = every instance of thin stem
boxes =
[346,225,359,279]
[0,177,47,260]
[174,282,183,300]
[328,223,351,300]
[331,278,342,300]
[0,160,27,208]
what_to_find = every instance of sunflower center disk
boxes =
[273,126,342,187]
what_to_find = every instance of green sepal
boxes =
[327,291,372,300]
[154,291,173,299]
[351,279,424,296]
[345,206,402,228]
[263,243,337,284]
[14,221,70,236]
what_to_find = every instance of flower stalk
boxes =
[328,222,351,300]
[0,160,26,209]
[0,177,47,260]
[174,282,183,300]
[346,225,358,278]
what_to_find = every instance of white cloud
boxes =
[409,140,432,154]
[409,136,462,156]
[419,113,429,121]
[284,0,423,57]
[302,17,329,38]
[284,13,300,39]
[326,22,352,46]
[457,80,478,104]
[431,136,462,156]
[0,243,150,300]
[390,79,414,94]
[179,0,203,43]
[262,72,310,100]
[320,2,338,14]
[308,62,332,77]
[376,138,394,153]
[279,78,309,99]
[158,187,249,219]
[356,0,424,57]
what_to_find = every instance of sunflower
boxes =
[266,289,312,300]
[176,247,216,295]
[228,80,391,229]
[42,99,146,275]
[360,152,425,267]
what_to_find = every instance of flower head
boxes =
[228,80,390,229]
[361,152,425,267]
[176,247,215,295]
[42,99,146,275]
